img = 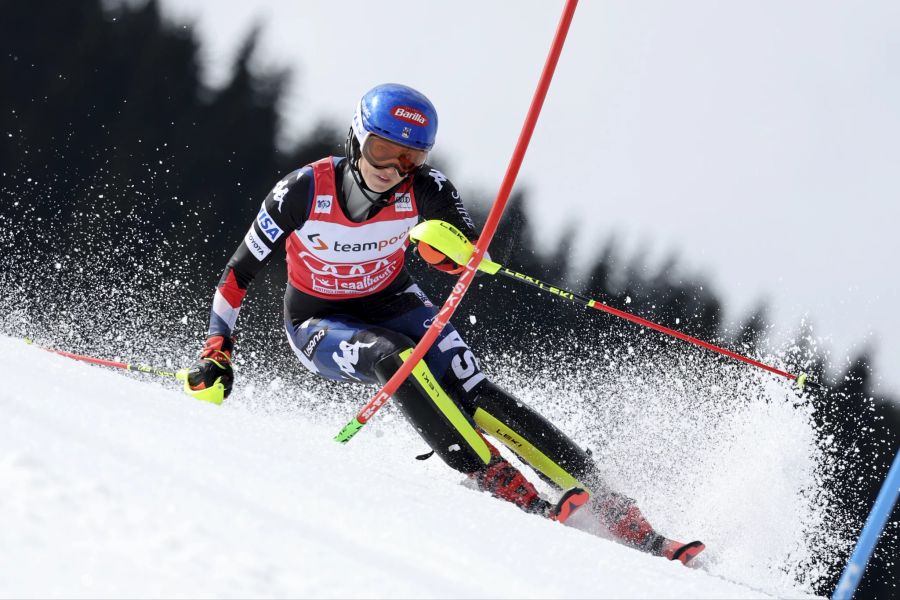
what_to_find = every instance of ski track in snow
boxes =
[0,336,822,599]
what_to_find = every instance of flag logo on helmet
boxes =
[392,106,429,126]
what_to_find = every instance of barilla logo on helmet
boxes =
[392,106,429,127]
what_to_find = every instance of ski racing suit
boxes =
[207,156,592,480]
[203,156,702,561]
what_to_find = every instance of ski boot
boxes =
[594,492,706,566]
[470,453,589,524]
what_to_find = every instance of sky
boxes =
[156,0,900,395]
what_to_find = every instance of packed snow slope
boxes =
[0,336,793,599]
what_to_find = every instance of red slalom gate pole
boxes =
[335,0,580,443]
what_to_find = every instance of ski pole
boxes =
[408,220,817,391]
[25,338,185,379]
[334,0,580,444]
[25,339,228,405]
[493,265,814,388]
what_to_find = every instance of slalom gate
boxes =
[832,448,900,599]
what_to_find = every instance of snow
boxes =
[0,336,792,599]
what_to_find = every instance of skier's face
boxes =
[358,156,405,193]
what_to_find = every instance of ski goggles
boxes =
[360,134,428,175]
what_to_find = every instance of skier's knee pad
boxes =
[472,381,596,491]
[374,349,493,474]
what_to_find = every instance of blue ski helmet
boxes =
[351,83,438,152]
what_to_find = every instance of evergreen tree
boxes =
[734,302,770,351]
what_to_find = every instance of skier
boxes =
[185,83,705,565]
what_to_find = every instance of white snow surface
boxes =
[0,336,798,599]
[5,331,853,600]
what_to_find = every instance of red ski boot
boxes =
[593,493,706,566]
[470,453,589,524]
